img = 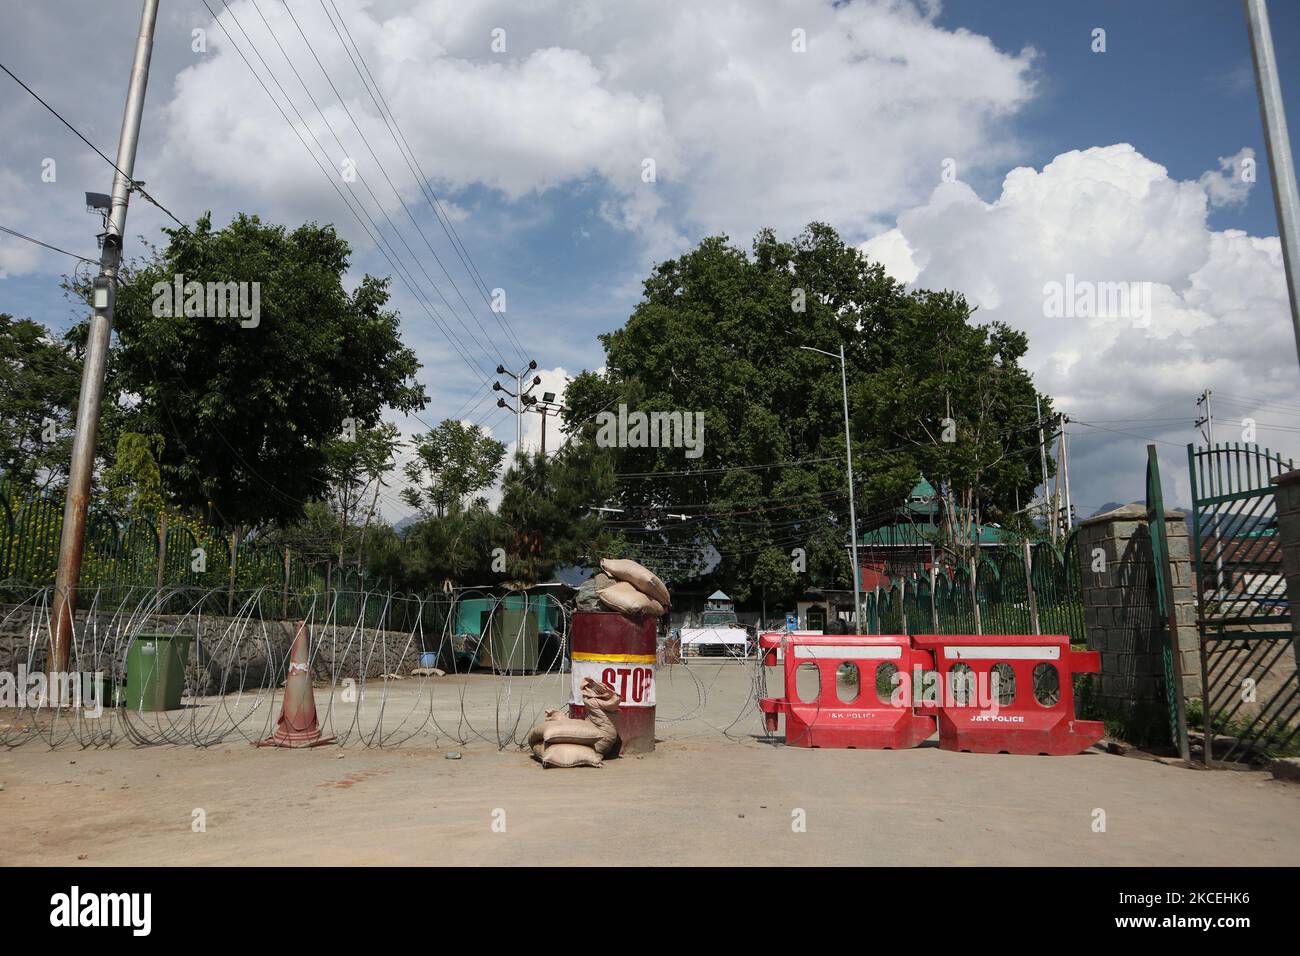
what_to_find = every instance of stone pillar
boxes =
[1273,472,1300,710]
[1272,470,1300,653]
[1076,504,1200,746]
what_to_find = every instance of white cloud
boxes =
[9,1,1285,518]
[1199,148,1256,209]
[859,143,1295,509]
[149,0,1033,258]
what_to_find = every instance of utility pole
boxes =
[1060,414,1073,532]
[48,0,160,695]
[1195,389,1214,446]
[1196,389,1227,591]
[799,343,861,628]
[1050,416,1071,541]
[494,360,540,452]
[525,391,566,457]
[1036,395,1050,537]
[1244,0,1300,369]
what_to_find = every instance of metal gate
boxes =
[1146,446,1189,760]
[1187,442,1300,765]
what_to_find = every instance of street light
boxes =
[800,344,862,630]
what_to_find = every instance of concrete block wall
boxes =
[1076,503,1200,745]
[1273,469,1300,650]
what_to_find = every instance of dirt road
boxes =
[1,664,1296,866]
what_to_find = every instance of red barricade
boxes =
[909,634,1103,755]
[758,632,935,749]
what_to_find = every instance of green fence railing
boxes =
[0,479,383,611]
[863,531,1085,642]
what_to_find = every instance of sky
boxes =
[1,0,1299,524]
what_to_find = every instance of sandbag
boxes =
[597,580,665,617]
[542,719,605,747]
[528,708,574,759]
[575,572,617,611]
[542,743,603,768]
[600,558,670,607]
[581,676,622,756]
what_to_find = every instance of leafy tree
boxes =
[497,443,623,584]
[401,418,506,518]
[563,223,1049,607]
[321,422,402,570]
[370,502,500,593]
[107,213,427,529]
[861,290,1051,568]
[102,432,166,519]
[0,314,80,490]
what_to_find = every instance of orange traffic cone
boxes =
[254,620,336,748]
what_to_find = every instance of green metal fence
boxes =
[863,531,1085,642]
[0,479,379,611]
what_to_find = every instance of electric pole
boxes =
[1050,413,1072,539]
[525,391,566,457]
[49,0,160,695]
[1036,395,1050,536]
[1244,0,1300,369]
[1060,414,1073,532]
[494,360,540,452]
[1195,389,1214,446]
[1196,389,1226,590]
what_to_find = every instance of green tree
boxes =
[321,422,402,571]
[861,290,1051,568]
[402,418,506,518]
[0,314,80,490]
[108,213,427,529]
[497,443,622,584]
[563,223,1049,606]
[101,432,166,519]
[370,502,500,593]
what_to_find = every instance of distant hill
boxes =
[1088,501,1188,517]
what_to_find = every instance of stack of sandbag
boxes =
[575,571,616,611]
[526,681,624,768]
[527,708,605,768]
[590,557,671,618]
[579,676,621,757]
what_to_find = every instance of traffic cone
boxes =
[254,620,336,748]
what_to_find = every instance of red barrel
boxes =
[568,611,656,754]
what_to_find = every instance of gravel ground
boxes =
[1,662,1296,866]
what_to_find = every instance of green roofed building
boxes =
[857,478,1008,589]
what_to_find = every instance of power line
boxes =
[258,0,509,370]
[0,224,97,264]
[0,59,188,228]
[614,454,846,480]
[1069,419,1185,448]
[197,0,496,392]
[318,0,531,364]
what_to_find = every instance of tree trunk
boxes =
[356,478,383,575]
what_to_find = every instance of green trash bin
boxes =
[125,633,192,711]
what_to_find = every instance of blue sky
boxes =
[2,0,1299,518]
[937,0,1300,237]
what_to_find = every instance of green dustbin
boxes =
[125,633,192,711]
